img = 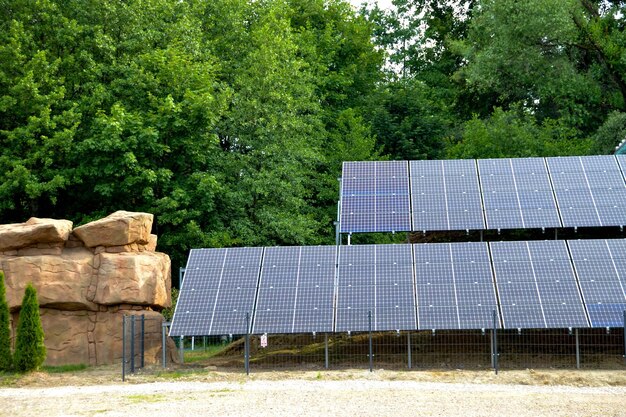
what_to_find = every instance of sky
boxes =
[349,0,394,10]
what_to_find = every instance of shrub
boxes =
[13,284,46,372]
[0,271,12,371]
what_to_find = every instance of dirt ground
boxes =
[1,366,626,417]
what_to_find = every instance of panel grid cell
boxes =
[568,239,626,327]
[410,160,485,232]
[340,161,411,233]
[252,246,337,334]
[336,245,416,332]
[170,247,264,336]
[490,241,589,329]
[413,242,498,330]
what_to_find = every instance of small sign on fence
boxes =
[260,333,268,348]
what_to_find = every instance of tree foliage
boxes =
[14,284,46,372]
[1,0,625,275]
[0,271,12,372]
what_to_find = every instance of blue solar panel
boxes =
[568,239,626,327]
[479,158,561,230]
[340,161,411,233]
[490,241,589,329]
[410,160,485,231]
[252,246,336,334]
[170,247,263,336]
[336,245,416,332]
[413,242,498,330]
[547,156,626,227]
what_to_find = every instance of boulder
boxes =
[39,309,94,366]
[73,211,153,248]
[0,218,72,251]
[93,252,171,308]
[1,248,98,311]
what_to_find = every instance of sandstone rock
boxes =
[73,211,153,248]
[94,252,171,308]
[39,309,93,366]
[145,234,158,252]
[0,217,72,251]
[1,248,98,311]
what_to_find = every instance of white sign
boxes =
[260,333,268,348]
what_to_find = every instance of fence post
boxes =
[623,310,626,365]
[122,315,126,382]
[407,333,412,369]
[130,315,136,373]
[575,329,580,369]
[492,309,498,375]
[161,321,167,368]
[368,310,373,373]
[245,312,250,375]
[324,334,329,369]
[140,314,145,369]
[179,336,184,364]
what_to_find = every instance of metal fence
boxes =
[122,314,171,381]
[181,326,626,374]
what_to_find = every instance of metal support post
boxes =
[347,234,351,246]
[623,311,626,365]
[130,315,135,373]
[479,230,483,242]
[368,310,373,372]
[140,314,145,368]
[122,315,126,382]
[575,329,580,369]
[324,334,329,369]
[161,322,167,368]
[492,309,498,375]
[191,336,195,351]
[407,333,412,369]
[204,336,207,352]
[245,313,250,375]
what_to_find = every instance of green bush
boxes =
[13,284,46,372]
[0,271,12,371]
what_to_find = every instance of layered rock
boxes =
[0,211,173,366]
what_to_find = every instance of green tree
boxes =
[446,107,593,159]
[0,271,12,371]
[13,284,46,372]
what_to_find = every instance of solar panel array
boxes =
[170,240,626,336]
[340,161,411,233]
[339,156,626,233]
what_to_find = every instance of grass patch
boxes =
[42,364,88,373]
[125,394,166,403]
[0,372,20,387]
[184,345,228,363]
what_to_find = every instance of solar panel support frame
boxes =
[623,310,626,365]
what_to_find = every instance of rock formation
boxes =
[0,211,174,366]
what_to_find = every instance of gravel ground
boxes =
[2,375,626,417]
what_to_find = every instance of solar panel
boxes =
[340,161,411,233]
[568,239,626,327]
[252,246,336,334]
[336,245,416,332]
[479,158,561,230]
[410,160,485,231]
[413,242,499,330]
[170,247,263,336]
[547,155,626,227]
[490,241,589,329]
